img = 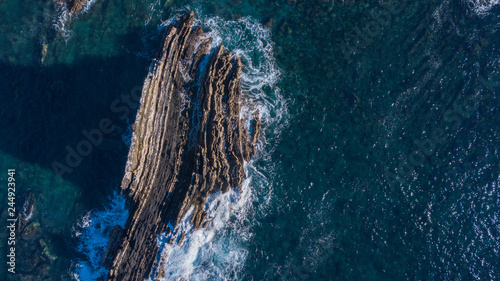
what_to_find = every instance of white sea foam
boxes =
[81,0,97,13]
[72,192,129,281]
[149,175,257,281]
[148,13,288,281]
[465,0,499,15]
[52,0,98,41]
[122,121,134,147]
[22,197,34,221]
[71,12,287,281]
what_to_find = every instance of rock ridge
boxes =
[105,12,259,280]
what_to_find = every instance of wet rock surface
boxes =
[106,12,259,280]
[60,0,90,14]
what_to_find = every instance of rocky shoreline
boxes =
[104,12,259,280]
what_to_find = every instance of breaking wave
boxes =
[52,0,98,40]
[464,0,499,15]
[71,193,129,281]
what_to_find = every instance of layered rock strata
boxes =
[106,12,259,280]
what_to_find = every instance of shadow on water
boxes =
[0,29,165,279]
[0,52,151,206]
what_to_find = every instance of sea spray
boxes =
[149,176,255,280]
[72,12,288,281]
[72,192,129,281]
[193,12,289,153]
[52,0,99,41]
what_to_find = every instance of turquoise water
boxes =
[0,0,499,280]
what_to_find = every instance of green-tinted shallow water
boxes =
[0,0,499,280]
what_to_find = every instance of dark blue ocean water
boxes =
[0,0,499,280]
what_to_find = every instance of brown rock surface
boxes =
[106,12,259,280]
[58,0,90,14]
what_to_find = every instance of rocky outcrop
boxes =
[106,12,259,280]
[59,0,90,14]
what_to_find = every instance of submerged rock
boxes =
[106,12,259,280]
[60,0,90,14]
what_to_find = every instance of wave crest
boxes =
[72,193,129,281]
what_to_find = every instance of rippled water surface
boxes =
[0,0,499,280]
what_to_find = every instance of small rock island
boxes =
[104,12,260,280]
